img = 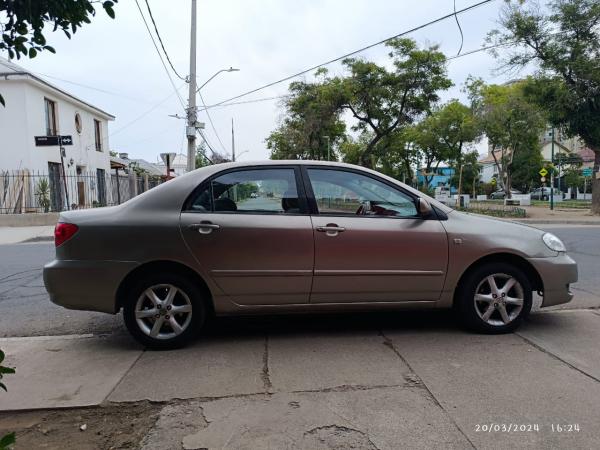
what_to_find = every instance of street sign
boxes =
[539,168,548,177]
[34,135,73,146]
[34,136,59,146]
[59,135,73,145]
[540,176,546,182]
[491,178,497,185]
[160,152,177,165]
[582,168,593,177]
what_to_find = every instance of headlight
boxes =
[542,233,566,252]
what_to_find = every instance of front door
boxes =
[180,166,314,305]
[304,167,448,303]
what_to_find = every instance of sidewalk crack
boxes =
[261,334,272,393]
[516,333,600,383]
[378,330,477,450]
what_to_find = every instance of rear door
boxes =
[180,166,314,305]
[303,167,448,303]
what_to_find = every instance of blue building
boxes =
[416,166,457,193]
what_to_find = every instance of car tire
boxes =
[123,272,206,350]
[456,262,532,334]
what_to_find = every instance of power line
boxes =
[143,0,186,81]
[110,82,187,137]
[134,0,186,109]
[199,42,509,112]
[198,90,228,153]
[453,0,464,56]
[208,0,496,108]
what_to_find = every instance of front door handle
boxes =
[188,222,220,234]
[316,224,346,236]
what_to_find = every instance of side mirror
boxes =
[417,198,433,217]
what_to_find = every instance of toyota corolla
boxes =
[43,161,577,349]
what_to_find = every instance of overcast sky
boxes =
[6,0,527,163]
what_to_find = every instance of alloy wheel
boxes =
[473,273,524,326]
[134,284,193,340]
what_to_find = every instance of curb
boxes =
[20,236,54,243]
[514,220,600,225]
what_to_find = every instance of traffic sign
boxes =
[539,168,548,177]
[59,135,73,145]
[582,168,593,177]
[160,152,177,165]
[540,176,546,182]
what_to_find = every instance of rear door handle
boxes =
[316,224,346,236]
[188,222,220,234]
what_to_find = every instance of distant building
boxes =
[0,57,114,174]
[417,166,456,193]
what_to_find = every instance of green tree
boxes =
[0,0,118,106]
[337,38,452,168]
[267,70,346,161]
[467,78,546,198]
[0,349,15,449]
[488,0,600,212]
[409,100,481,189]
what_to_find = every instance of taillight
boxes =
[55,223,79,247]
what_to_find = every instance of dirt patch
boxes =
[0,402,160,450]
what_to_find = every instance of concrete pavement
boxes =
[2,309,600,448]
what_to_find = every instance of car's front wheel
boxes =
[123,272,206,349]
[456,262,532,333]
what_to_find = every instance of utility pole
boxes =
[231,118,236,162]
[550,127,555,210]
[186,0,197,172]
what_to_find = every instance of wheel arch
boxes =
[115,260,214,315]
[453,252,544,306]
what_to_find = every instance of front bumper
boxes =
[527,254,578,307]
[43,259,139,314]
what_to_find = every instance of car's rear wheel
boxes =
[123,272,205,349]
[456,262,532,333]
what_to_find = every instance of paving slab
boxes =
[147,388,471,450]
[384,328,600,449]
[109,335,265,402]
[0,334,142,411]
[519,310,600,381]
[268,331,410,392]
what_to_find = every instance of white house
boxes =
[0,57,114,211]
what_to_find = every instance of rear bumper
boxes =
[43,259,139,314]
[527,254,578,307]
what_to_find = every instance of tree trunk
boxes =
[592,149,600,215]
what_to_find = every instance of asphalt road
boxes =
[0,225,598,338]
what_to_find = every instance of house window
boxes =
[94,119,102,151]
[44,98,57,136]
[75,113,82,134]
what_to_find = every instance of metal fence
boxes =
[0,170,164,214]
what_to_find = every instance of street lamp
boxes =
[197,67,240,92]
[235,150,250,161]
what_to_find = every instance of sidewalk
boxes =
[516,205,600,224]
[0,226,54,245]
[1,309,600,448]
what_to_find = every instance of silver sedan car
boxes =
[44,161,577,349]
